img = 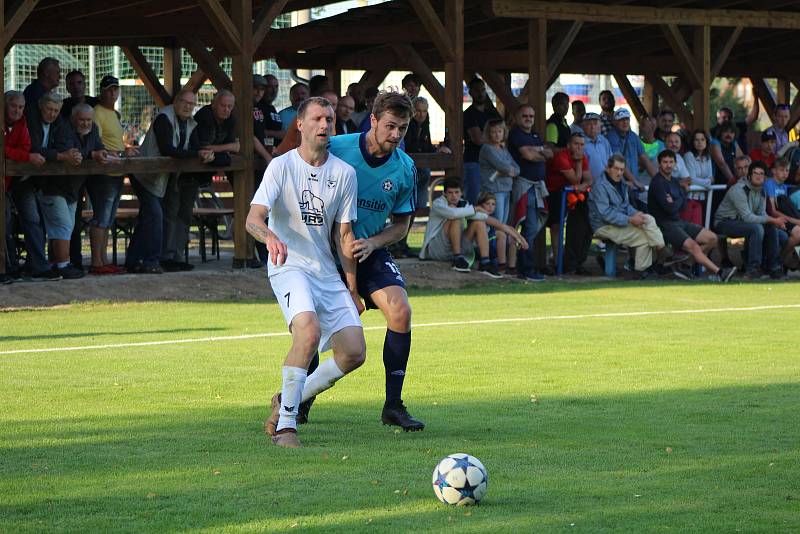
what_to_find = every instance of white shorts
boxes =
[269,270,362,352]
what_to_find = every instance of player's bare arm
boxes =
[333,221,365,315]
[352,214,412,262]
[246,204,287,266]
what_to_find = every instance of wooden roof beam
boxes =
[252,0,289,54]
[479,69,520,114]
[121,46,171,107]
[546,21,582,87]
[750,77,776,123]
[711,26,742,79]
[660,25,702,89]
[198,0,241,54]
[613,73,647,121]
[410,0,454,62]
[391,44,446,109]
[3,0,38,47]
[184,36,232,90]
[490,0,800,29]
[359,69,390,90]
[645,75,692,126]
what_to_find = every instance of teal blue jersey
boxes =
[329,132,417,240]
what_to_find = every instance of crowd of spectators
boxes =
[4,59,800,285]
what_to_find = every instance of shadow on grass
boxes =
[1,383,798,532]
[0,327,226,343]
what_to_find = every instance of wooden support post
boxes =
[184,37,233,90]
[711,26,742,79]
[182,48,226,93]
[163,46,182,100]
[750,77,777,123]
[198,0,242,55]
[359,69,390,90]
[231,0,254,267]
[646,75,693,127]
[0,0,5,275]
[479,70,519,116]
[528,18,547,138]
[613,74,647,122]
[642,77,657,117]
[777,78,790,105]
[661,24,702,90]
[444,0,463,178]
[692,25,711,132]
[252,0,289,55]
[121,46,171,107]
[325,69,341,96]
[546,21,582,87]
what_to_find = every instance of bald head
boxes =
[337,95,355,122]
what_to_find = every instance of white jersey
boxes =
[251,149,358,280]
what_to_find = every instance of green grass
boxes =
[1,283,799,532]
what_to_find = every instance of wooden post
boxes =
[777,78,790,105]
[163,45,182,100]
[642,77,657,117]
[0,0,6,276]
[444,0,463,178]
[692,25,710,132]
[528,18,547,138]
[231,0,254,267]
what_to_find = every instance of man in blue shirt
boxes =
[605,108,655,189]
[304,91,424,431]
[581,113,612,182]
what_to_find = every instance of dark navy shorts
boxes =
[339,247,406,310]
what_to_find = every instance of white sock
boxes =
[301,358,345,402]
[276,366,307,432]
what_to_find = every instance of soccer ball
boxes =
[432,453,488,505]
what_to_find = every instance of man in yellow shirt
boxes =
[89,75,138,274]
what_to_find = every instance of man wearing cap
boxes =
[256,74,283,150]
[582,113,612,182]
[605,108,656,190]
[749,131,777,169]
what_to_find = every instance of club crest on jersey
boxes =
[326,178,337,189]
[299,189,325,226]
[382,179,394,192]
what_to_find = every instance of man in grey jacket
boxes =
[715,160,785,279]
[589,154,664,278]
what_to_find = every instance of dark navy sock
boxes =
[307,351,319,375]
[383,329,411,403]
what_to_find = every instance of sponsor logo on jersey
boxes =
[382,179,394,192]
[358,198,387,213]
[299,189,325,226]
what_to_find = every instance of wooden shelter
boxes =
[3,0,800,276]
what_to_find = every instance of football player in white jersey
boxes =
[246,96,365,448]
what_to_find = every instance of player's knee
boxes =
[291,314,321,352]
[390,300,412,329]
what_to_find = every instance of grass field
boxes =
[1,282,799,532]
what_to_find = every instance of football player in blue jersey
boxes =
[301,91,425,431]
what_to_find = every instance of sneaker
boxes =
[664,251,691,266]
[505,266,517,276]
[479,262,502,279]
[709,266,737,282]
[452,255,470,272]
[30,269,62,282]
[769,269,787,281]
[297,396,315,425]
[272,428,302,448]
[635,267,659,280]
[671,265,693,281]
[264,393,281,436]
[381,400,425,431]
[517,271,546,282]
[0,274,11,285]
[55,265,85,279]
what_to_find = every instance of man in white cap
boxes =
[605,108,655,189]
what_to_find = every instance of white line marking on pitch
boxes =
[2,303,798,356]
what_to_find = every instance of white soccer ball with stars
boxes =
[432,453,488,505]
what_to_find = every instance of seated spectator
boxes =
[129,90,212,274]
[419,177,527,276]
[277,82,308,132]
[546,132,593,275]
[665,132,690,179]
[23,91,82,280]
[84,75,136,275]
[648,149,735,282]
[732,155,751,185]
[715,160,784,279]
[710,121,744,186]
[748,131,777,169]
[61,70,98,119]
[479,118,519,271]
[764,157,800,270]
[335,95,358,135]
[570,100,586,135]
[588,154,664,278]
[473,191,528,277]
[683,129,714,226]
[2,91,32,284]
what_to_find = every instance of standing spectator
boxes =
[479,118,519,270]
[648,150,734,281]
[276,90,338,156]
[713,100,758,154]
[598,89,616,136]
[129,90,212,274]
[335,96,358,135]
[765,104,791,153]
[606,108,655,191]
[665,132,690,180]
[683,129,714,226]
[462,76,500,204]
[546,132,592,274]
[278,82,309,132]
[710,122,744,186]
[507,104,553,280]
[545,92,571,149]
[654,109,676,143]
[23,91,81,280]
[348,82,368,125]
[252,75,274,163]
[715,160,783,279]
[582,113,613,185]
[401,73,421,100]
[589,154,664,278]
[636,115,663,205]
[570,100,586,135]
[85,75,135,274]
[308,74,331,97]
[357,87,379,133]
[257,74,283,150]
[3,91,32,283]
[764,157,800,270]
[23,57,60,112]
[748,131,777,169]
[61,70,98,119]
